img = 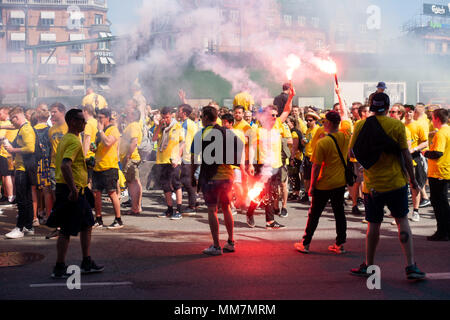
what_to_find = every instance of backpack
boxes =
[13,123,44,170]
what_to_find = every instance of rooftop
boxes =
[0,0,107,9]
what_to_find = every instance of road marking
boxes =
[426,273,450,280]
[29,281,133,288]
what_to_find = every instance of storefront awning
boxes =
[40,33,56,42]
[10,11,25,19]
[11,33,25,41]
[41,56,57,64]
[41,12,55,19]
[70,34,85,41]
[70,57,85,64]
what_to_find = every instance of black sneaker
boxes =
[350,263,370,277]
[406,263,426,281]
[357,197,364,207]
[51,264,70,279]
[158,209,172,218]
[265,221,286,230]
[419,199,431,208]
[121,199,132,208]
[299,195,310,204]
[247,215,255,228]
[107,218,124,230]
[182,207,197,217]
[0,196,8,203]
[280,208,288,218]
[171,211,183,220]
[427,232,449,242]
[93,217,104,229]
[352,206,363,216]
[45,229,59,240]
[81,257,105,274]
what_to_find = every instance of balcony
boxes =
[0,0,107,9]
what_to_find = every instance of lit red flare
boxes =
[285,54,301,81]
[315,58,337,75]
[248,183,264,202]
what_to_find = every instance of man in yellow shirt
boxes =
[247,87,295,229]
[92,109,122,229]
[49,103,68,195]
[82,104,97,185]
[177,104,198,215]
[405,105,430,222]
[120,108,143,215]
[291,105,307,135]
[0,106,17,205]
[424,109,450,241]
[349,92,425,280]
[82,87,108,112]
[153,107,185,220]
[4,107,36,239]
[232,105,254,212]
[47,109,104,278]
[295,110,351,254]
[233,87,254,111]
[299,111,320,204]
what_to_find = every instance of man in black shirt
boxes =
[273,83,292,117]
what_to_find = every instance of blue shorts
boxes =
[364,185,409,223]
[201,180,233,207]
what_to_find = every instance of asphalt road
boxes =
[0,189,449,301]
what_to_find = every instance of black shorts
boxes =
[201,179,233,207]
[0,156,13,176]
[46,184,95,237]
[303,156,313,180]
[92,168,119,193]
[159,164,182,193]
[364,185,409,223]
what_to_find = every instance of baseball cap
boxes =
[376,82,387,90]
[370,92,390,113]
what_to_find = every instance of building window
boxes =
[230,10,239,23]
[204,37,217,54]
[10,17,24,25]
[40,34,56,46]
[311,17,319,28]
[9,11,25,25]
[40,12,55,26]
[9,40,25,51]
[359,24,367,34]
[39,57,57,74]
[284,15,292,27]
[95,14,103,25]
[0,8,3,25]
[316,39,323,49]
[298,16,306,27]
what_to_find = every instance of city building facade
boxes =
[0,0,114,106]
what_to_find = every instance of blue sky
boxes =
[107,0,450,36]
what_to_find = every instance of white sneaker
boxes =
[223,241,235,253]
[203,245,222,256]
[23,227,35,236]
[391,220,397,226]
[411,212,420,222]
[5,227,24,239]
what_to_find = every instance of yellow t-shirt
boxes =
[156,122,184,165]
[181,119,198,164]
[84,117,98,159]
[256,118,286,169]
[0,120,18,159]
[120,121,143,163]
[291,130,303,161]
[94,125,121,172]
[82,92,108,110]
[14,122,35,172]
[427,124,450,180]
[304,125,319,158]
[55,133,88,189]
[233,120,254,162]
[351,116,408,193]
[311,120,353,159]
[406,121,427,150]
[233,92,255,111]
[49,123,68,168]
[230,128,246,170]
[298,118,308,135]
[313,131,350,190]
[417,114,430,140]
